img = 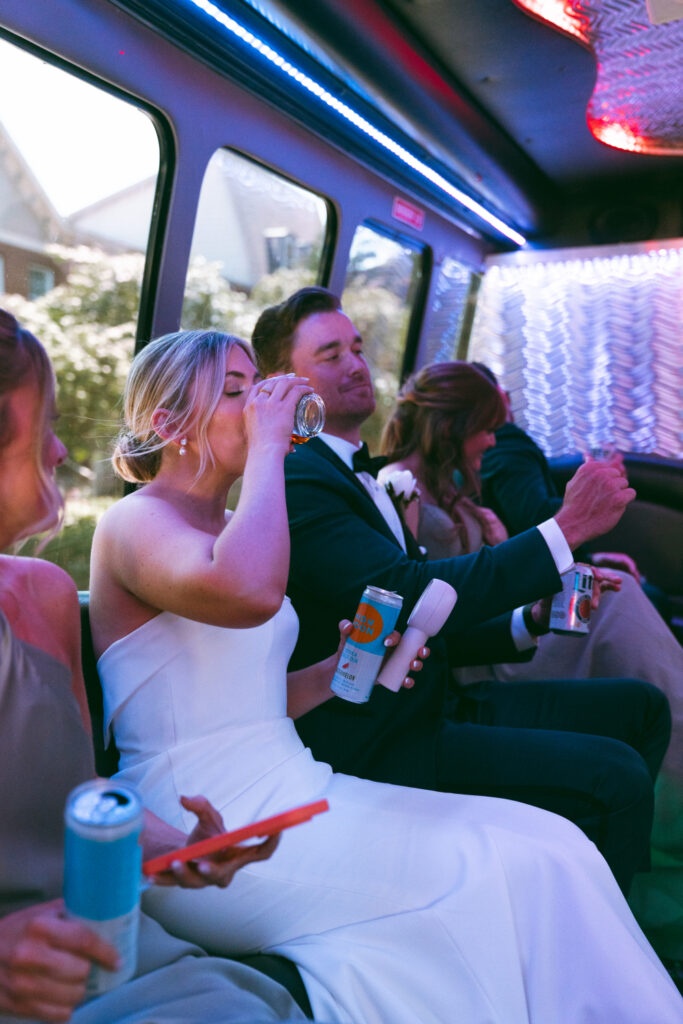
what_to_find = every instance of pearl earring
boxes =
[179,437,188,456]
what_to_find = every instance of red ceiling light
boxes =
[512,0,683,155]
[512,0,588,40]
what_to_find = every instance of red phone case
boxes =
[142,799,329,875]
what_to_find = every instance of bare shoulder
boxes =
[4,555,76,608]
[93,489,183,560]
[96,488,187,539]
[89,488,205,634]
[0,556,80,660]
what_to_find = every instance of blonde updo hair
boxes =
[112,329,253,484]
[0,307,64,545]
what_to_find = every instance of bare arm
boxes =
[92,377,311,631]
[12,560,91,733]
[287,653,340,719]
[61,584,92,734]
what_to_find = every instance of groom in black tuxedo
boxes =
[252,287,671,895]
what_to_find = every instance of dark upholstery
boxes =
[78,592,119,777]
[76,593,313,1019]
[238,954,313,1017]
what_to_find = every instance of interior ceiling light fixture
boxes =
[180,0,527,246]
[512,0,683,155]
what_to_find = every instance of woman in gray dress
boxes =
[0,307,310,1024]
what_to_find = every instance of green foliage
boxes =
[343,283,409,453]
[2,239,412,585]
[1,248,324,488]
[2,246,138,475]
[181,258,253,336]
[182,260,317,340]
[24,513,97,591]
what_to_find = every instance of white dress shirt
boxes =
[316,433,573,650]
[318,433,407,550]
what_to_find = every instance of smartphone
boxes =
[142,799,329,876]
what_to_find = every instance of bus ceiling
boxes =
[231,0,683,248]
[9,0,683,248]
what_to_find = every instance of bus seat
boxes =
[76,592,314,1019]
[78,591,119,777]
[548,453,683,642]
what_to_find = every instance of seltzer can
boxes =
[549,563,594,636]
[64,780,143,996]
[331,585,403,703]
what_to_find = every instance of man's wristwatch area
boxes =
[522,603,551,637]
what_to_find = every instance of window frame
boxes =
[344,217,431,385]
[27,263,55,300]
[180,143,337,327]
[0,25,175,353]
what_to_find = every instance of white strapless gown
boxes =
[99,599,681,1024]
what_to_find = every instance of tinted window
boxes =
[421,257,480,364]
[0,37,160,585]
[181,148,330,338]
[342,222,426,449]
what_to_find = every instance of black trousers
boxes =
[437,677,671,896]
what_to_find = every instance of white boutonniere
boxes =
[378,468,421,509]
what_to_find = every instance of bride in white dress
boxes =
[89,329,681,1024]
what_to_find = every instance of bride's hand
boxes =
[243,375,313,455]
[149,795,280,889]
[335,620,430,691]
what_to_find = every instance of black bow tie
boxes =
[352,443,384,479]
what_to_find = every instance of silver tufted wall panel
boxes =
[468,240,683,457]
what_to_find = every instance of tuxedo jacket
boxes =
[284,437,562,787]
[481,422,563,537]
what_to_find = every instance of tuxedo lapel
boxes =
[301,438,405,549]
[401,518,424,560]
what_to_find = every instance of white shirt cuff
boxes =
[538,518,574,575]
[511,606,537,651]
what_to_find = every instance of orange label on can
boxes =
[350,603,384,643]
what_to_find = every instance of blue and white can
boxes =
[550,563,594,636]
[64,780,143,996]
[331,585,403,703]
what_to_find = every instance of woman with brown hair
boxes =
[380,357,683,775]
[380,359,683,705]
[379,361,510,558]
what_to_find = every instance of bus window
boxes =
[181,148,330,337]
[420,257,481,365]
[0,35,160,586]
[342,222,426,449]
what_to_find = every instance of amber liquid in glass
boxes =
[290,434,312,445]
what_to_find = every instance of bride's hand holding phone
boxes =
[146,795,280,889]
